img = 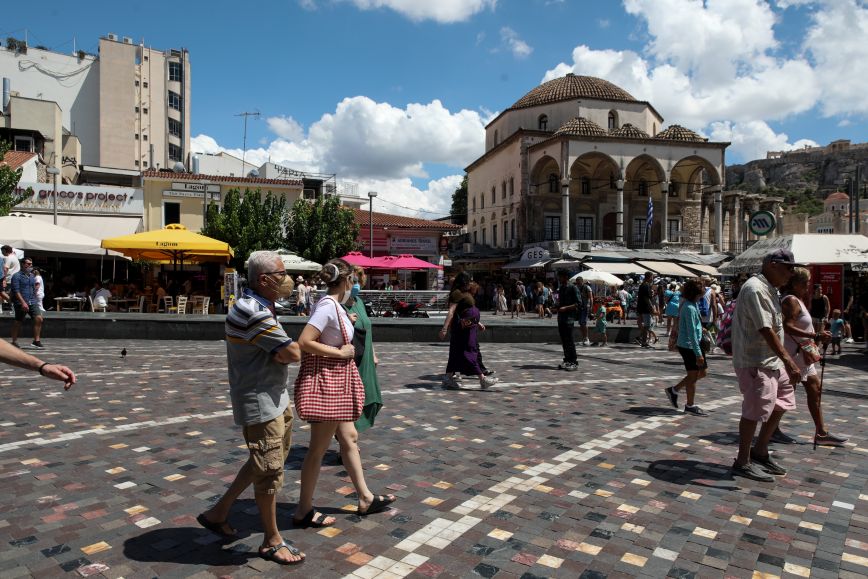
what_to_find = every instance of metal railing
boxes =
[357,290,450,317]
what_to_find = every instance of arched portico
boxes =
[624,155,667,245]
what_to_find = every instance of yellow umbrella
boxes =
[101,224,234,266]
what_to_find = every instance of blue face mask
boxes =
[351,283,361,299]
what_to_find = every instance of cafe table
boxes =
[53,297,85,311]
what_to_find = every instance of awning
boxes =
[635,261,697,277]
[679,262,721,277]
[28,213,143,239]
[502,258,552,270]
[584,262,650,275]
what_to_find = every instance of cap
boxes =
[296,275,304,282]
[763,248,803,265]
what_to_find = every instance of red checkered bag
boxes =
[294,297,364,422]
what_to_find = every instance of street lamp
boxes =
[46,167,60,225]
[367,191,378,259]
[201,179,210,230]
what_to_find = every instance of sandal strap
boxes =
[263,541,301,557]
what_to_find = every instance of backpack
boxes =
[698,288,711,318]
[716,299,736,356]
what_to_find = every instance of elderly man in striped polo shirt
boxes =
[197,250,304,565]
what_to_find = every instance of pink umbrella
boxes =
[340,251,379,267]
[371,254,442,270]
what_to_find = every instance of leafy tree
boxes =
[0,141,33,216]
[285,194,360,265]
[450,174,468,224]
[202,187,286,271]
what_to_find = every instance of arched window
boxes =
[491,187,496,205]
[538,114,548,131]
[480,194,484,210]
[652,122,657,136]
[581,176,591,195]
[608,111,618,130]
[509,177,514,196]
[501,181,506,199]
[548,173,558,193]
[638,179,648,197]
[472,196,476,211]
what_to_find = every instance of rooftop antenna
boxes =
[235,111,261,175]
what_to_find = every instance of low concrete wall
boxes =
[0,312,644,343]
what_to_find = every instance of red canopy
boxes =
[340,251,379,267]
[371,254,442,270]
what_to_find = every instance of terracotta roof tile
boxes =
[0,151,38,170]
[654,125,707,143]
[825,191,849,202]
[509,74,637,111]
[142,169,303,187]
[610,123,650,139]
[554,117,608,138]
[351,208,460,231]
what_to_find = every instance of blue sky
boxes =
[5,0,867,216]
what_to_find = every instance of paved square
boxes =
[1,338,866,578]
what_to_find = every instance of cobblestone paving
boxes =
[1,338,866,578]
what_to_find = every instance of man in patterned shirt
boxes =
[197,250,304,565]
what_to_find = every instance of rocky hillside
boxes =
[726,146,868,196]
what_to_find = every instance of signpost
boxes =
[748,210,776,236]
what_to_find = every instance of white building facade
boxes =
[466,74,730,252]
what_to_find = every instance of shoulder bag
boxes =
[294,297,365,422]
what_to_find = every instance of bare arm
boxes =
[758,327,801,384]
[782,297,815,340]
[297,324,354,359]
[272,341,301,364]
[439,303,457,339]
[0,340,76,390]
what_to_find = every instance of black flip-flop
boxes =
[196,513,237,538]
[358,494,396,516]
[292,508,335,528]
[259,541,305,565]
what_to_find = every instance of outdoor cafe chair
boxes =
[127,295,147,313]
[168,295,188,315]
[89,296,107,313]
[191,296,210,315]
[160,296,173,313]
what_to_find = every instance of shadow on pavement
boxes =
[123,527,259,567]
[622,406,681,417]
[697,431,740,445]
[515,364,554,370]
[646,459,739,489]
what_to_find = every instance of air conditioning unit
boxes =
[107,33,118,41]
[463,243,473,253]
[700,244,715,254]
[577,240,592,252]
[122,37,133,44]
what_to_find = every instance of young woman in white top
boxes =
[293,259,395,528]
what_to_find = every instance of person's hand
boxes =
[338,344,355,359]
[348,313,359,323]
[783,358,802,385]
[438,328,448,340]
[42,364,76,390]
[478,322,486,332]
[373,353,379,366]
[21,303,28,312]
[696,356,705,366]
[818,330,832,344]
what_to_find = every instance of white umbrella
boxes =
[569,270,623,286]
[244,249,321,272]
[0,214,118,256]
[720,234,868,274]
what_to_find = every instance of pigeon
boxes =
[121,348,127,359]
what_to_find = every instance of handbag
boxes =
[699,329,712,355]
[796,338,822,365]
[294,297,365,422]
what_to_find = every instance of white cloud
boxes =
[597,18,610,28]
[266,116,305,142]
[346,0,497,23]
[500,27,533,59]
[356,174,462,217]
[708,120,818,162]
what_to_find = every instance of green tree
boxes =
[202,187,287,270]
[450,174,468,224]
[285,194,360,265]
[0,141,33,216]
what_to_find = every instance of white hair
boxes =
[247,250,281,289]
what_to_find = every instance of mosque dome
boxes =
[554,117,608,138]
[654,125,707,142]
[509,73,638,110]
[610,123,650,139]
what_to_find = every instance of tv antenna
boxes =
[235,111,261,175]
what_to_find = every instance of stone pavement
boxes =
[0,338,866,578]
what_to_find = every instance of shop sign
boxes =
[521,247,550,262]
[14,182,143,215]
[172,182,221,193]
[389,236,437,256]
[163,190,221,201]
[810,264,843,311]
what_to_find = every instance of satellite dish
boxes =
[172,162,187,173]
[247,169,259,178]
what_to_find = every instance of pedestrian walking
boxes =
[556,270,580,371]
[11,257,45,349]
[591,302,608,346]
[295,276,308,316]
[576,276,593,346]
[198,250,305,565]
[809,284,830,333]
[617,286,629,324]
[730,249,803,482]
[1,245,20,313]
[294,259,395,528]
[829,309,844,355]
[665,279,708,416]
[494,284,508,316]
[346,266,382,432]
[636,272,655,347]
[439,273,498,389]
[777,267,847,447]
[664,282,681,336]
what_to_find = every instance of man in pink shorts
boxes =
[730,249,803,482]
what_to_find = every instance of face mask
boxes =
[351,283,361,299]
[277,276,294,298]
